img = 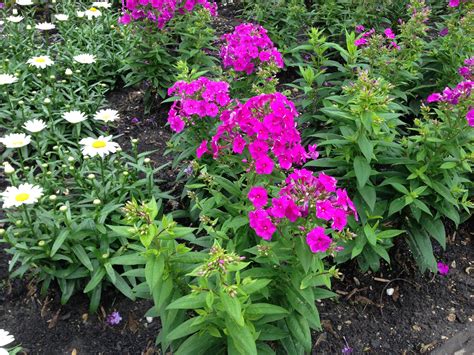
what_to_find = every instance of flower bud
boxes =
[52,145,59,150]
[18,100,24,105]
[38,240,45,246]
[93,199,101,205]
[131,138,138,144]
[102,253,109,259]
[3,162,15,174]
[67,156,75,162]
[41,163,48,168]
[37,73,42,78]
[44,98,51,104]
[122,171,129,176]
[49,195,57,201]
[59,205,68,212]
[15,220,23,227]
[75,69,81,73]
[46,171,52,176]
[26,25,32,30]
[0,228,5,236]
[65,68,73,76]
[49,75,55,79]
[87,173,95,180]
[13,9,18,15]
[144,158,151,164]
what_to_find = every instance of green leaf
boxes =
[246,303,289,317]
[109,254,145,266]
[221,292,244,326]
[440,162,456,169]
[364,224,377,246]
[407,228,437,272]
[370,244,390,264]
[71,244,93,271]
[423,219,446,249]
[286,313,312,353]
[166,317,201,341]
[378,229,405,239]
[51,230,69,257]
[313,288,337,300]
[226,319,258,355]
[175,332,218,355]
[353,156,371,187]
[84,267,106,293]
[388,197,407,216]
[357,135,373,162]
[166,292,208,310]
[358,184,376,211]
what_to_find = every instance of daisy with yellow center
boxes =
[93,108,119,123]
[1,183,44,208]
[27,56,54,69]
[85,7,102,19]
[79,135,120,158]
[0,133,31,148]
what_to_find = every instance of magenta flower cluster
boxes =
[354,27,400,50]
[458,57,474,81]
[119,0,217,28]
[167,77,231,133]
[198,92,318,174]
[220,23,284,75]
[247,169,358,252]
[448,0,468,7]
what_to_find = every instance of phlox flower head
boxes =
[209,92,308,174]
[466,108,474,127]
[119,0,217,29]
[220,23,284,75]
[247,169,357,246]
[431,80,473,105]
[248,186,268,208]
[306,227,332,253]
[166,77,230,134]
[248,209,275,240]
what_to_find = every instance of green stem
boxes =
[22,205,35,236]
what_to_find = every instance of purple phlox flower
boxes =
[355,25,365,33]
[130,117,140,124]
[437,262,449,276]
[439,27,449,37]
[107,311,122,325]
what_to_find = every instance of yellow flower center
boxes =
[89,7,97,12]
[92,140,106,148]
[36,58,46,63]
[15,192,30,202]
[12,139,24,146]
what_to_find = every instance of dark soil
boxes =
[314,220,474,354]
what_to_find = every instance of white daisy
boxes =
[16,0,34,5]
[80,136,120,158]
[85,7,102,19]
[1,183,44,208]
[54,14,69,21]
[35,22,56,30]
[77,11,85,18]
[0,74,18,85]
[6,16,24,23]
[73,54,96,64]
[0,329,15,353]
[27,56,54,69]
[23,119,47,133]
[92,1,112,8]
[0,133,31,148]
[93,109,119,123]
[63,110,87,124]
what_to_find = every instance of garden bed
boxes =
[1,218,471,354]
